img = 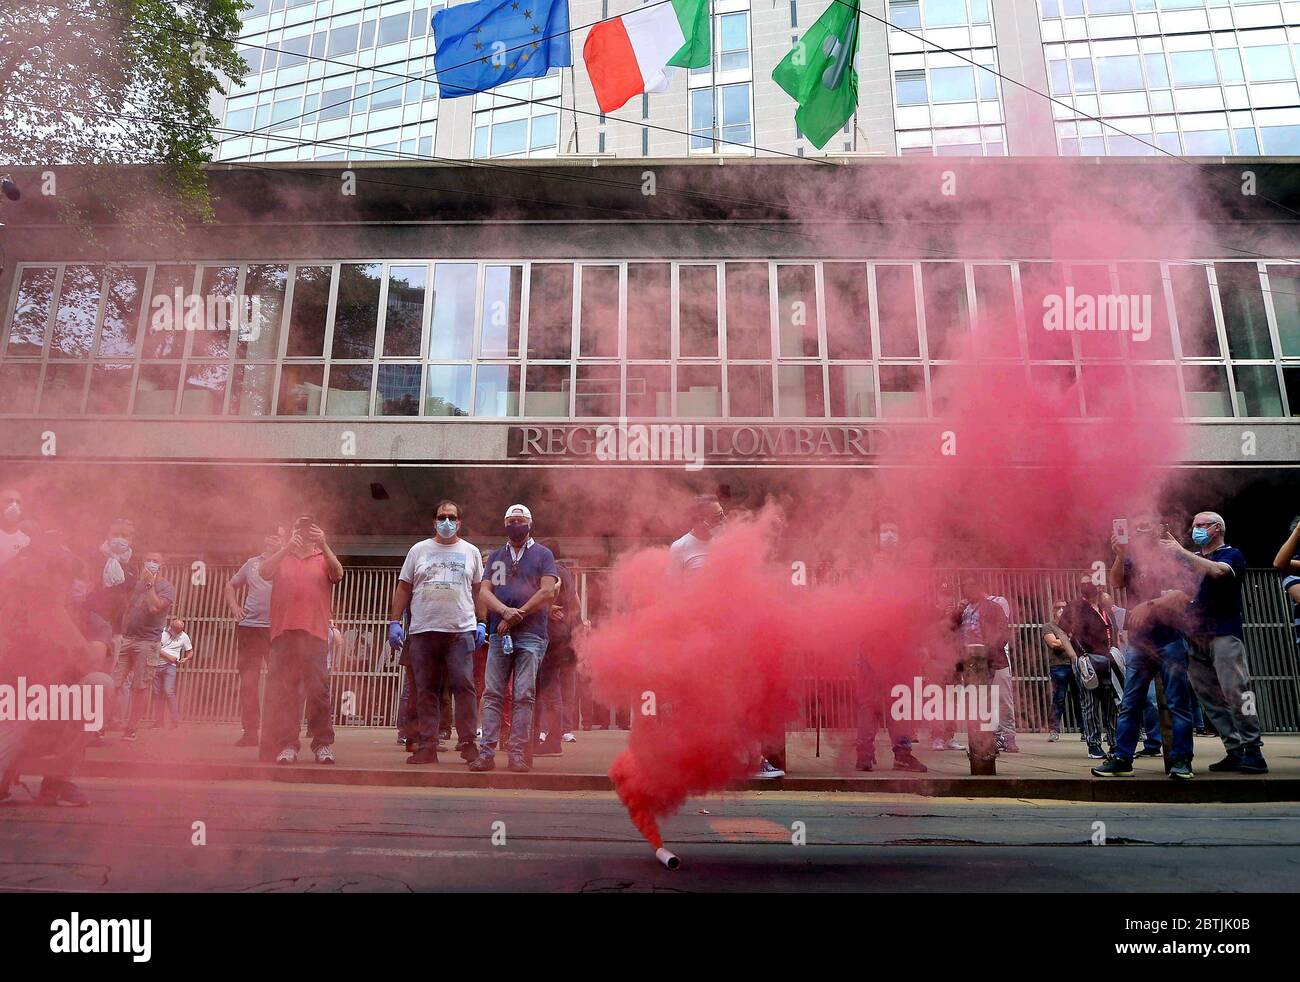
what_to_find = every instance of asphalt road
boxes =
[2,778,1299,892]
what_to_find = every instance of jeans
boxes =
[151,662,180,725]
[855,656,913,765]
[407,631,478,750]
[112,637,160,730]
[235,625,270,736]
[535,648,575,741]
[260,630,333,760]
[1048,663,1082,733]
[1187,635,1263,755]
[1114,639,1194,764]
[558,661,579,733]
[993,666,1017,741]
[480,632,546,760]
[1141,680,1162,751]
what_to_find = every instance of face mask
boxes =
[436,518,459,539]
[143,561,161,575]
[3,503,19,523]
[1191,527,1212,547]
[506,523,530,545]
[109,537,130,552]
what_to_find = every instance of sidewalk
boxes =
[76,724,1300,801]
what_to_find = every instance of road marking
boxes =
[708,818,790,842]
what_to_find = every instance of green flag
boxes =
[772,0,860,150]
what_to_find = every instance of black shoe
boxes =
[459,744,480,763]
[855,759,875,772]
[1207,754,1242,772]
[1238,752,1269,774]
[507,757,531,772]
[468,756,495,772]
[235,732,259,747]
[1091,757,1134,778]
[405,738,418,753]
[1086,744,1105,759]
[892,752,928,773]
[406,748,439,764]
[1135,746,1162,757]
[533,738,562,757]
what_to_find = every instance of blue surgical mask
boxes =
[143,560,161,574]
[1191,527,1212,547]
[436,518,458,539]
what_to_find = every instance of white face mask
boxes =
[143,561,161,575]
[2,503,19,523]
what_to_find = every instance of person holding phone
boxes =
[151,618,193,729]
[258,514,344,765]
[113,549,175,741]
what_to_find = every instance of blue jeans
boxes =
[151,662,180,725]
[1141,679,1161,751]
[480,632,546,760]
[1114,639,1194,764]
[1048,664,1081,733]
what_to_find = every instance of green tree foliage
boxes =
[0,0,248,228]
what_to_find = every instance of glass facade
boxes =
[217,0,441,162]
[4,258,1297,419]
[888,0,1008,155]
[1040,0,1300,155]
[689,0,755,154]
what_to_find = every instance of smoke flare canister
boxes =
[655,847,680,870]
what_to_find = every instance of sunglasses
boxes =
[436,515,459,523]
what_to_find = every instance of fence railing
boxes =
[150,564,1300,733]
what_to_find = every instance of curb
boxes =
[78,759,1300,802]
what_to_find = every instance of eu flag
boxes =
[432,0,573,99]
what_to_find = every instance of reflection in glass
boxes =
[525,363,570,416]
[778,365,824,417]
[777,265,818,358]
[376,363,423,416]
[52,264,101,358]
[421,365,471,416]
[1169,264,1218,357]
[1216,263,1272,360]
[824,263,871,360]
[580,266,619,358]
[143,265,194,359]
[87,362,133,415]
[240,265,287,359]
[325,364,374,416]
[0,364,40,414]
[725,263,770,359]
[192,266,239,358]
[1233,365,1284,417]
[528,264,574,359]
[277,363,325,415]
[474,364,520,416]
[627,264,670,359]
[132,364,180,415]
[97,267,147,357]
[1183,365,1231,417]
[6,267,57,356]
[430,264,476,359]
[286,266,332,357]
[727,364,772,417]
[679,266,719,357]
[229,364,275,416]
[384,265,427,357]
[39,364,87,414]
[480,265,522,358]
[181,363,230,415]
[828,365,875,417]
[332,263,382,359]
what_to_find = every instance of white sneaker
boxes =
[753,758,785,780]
[315,746,336,764]
[561,732,576,743]
[275,749,297,764]
[476,727,483,740]
[942,738,965,751]
[538,731,548,743]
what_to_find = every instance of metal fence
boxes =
[152,564,1300,734]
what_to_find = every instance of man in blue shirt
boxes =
[470,504,559,773]
[1160,510,1266,774]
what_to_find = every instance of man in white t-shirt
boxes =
[387,499,485,765]
[0,489,30,571]
[151,618,193,729]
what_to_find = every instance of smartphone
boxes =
[295,516,315,531]
[1112,518,1129,545]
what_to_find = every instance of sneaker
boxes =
[1087,744,1105,759]
[435,743,448,753]
[561,732,576,743]
[1238,752,1269,774]
[996,737,1021,754]
[1047,730,1060,743]
[236,732,259,747]
[893,751,928,773]
[275,748,297,764]
[538,731,548,743]
[931,738,948,751]
[941,738,966,751]
[1135,746,1163,757]
[1091,757,1134,778]
[476,727,483,740]
[122,729,137,742]
[753,758,785,780]
[1207,753,1242,773]
[35,779,90,807]
[406,748,440,764]
[855,758,875,772]
[468,755,495,772]
[396,734,407,745]
[459,743,480,763]
[1169,760,1194,780]
[314,746,336,765]
[507,757,531,773]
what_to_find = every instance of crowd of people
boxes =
[1,479,1298,805]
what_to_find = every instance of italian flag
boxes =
[584,0,710,113]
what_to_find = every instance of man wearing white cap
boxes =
[471,504,560,772]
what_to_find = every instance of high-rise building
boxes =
[212,0,1300,162]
